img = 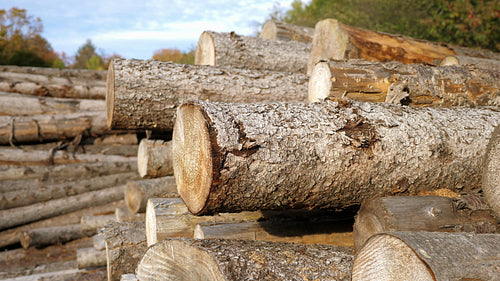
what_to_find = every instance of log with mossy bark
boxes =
[308,60,500,107]
[259,20,314,43]
[353,232,500,281]
[195,31,311,73]
[125,177,178,214]
[483,125,500,218]
[353,196,498,250]
[106,59,308,130]
[308,18,500,74]
[172,100,499,215]
[137,139,173,178]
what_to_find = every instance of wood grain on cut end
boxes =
[483,125,500,218]
[125,184,142,214]
[195,31,216,66]
[439,55,460,66]
[260,20,277,40]
[145,199,159,246]
[137,139,173,178]
[105,61,115,128]
[352,234,434,281]
[308,62,333,102]
[352,213,384,250]
[308,18,349,74]
[173,103,213,215]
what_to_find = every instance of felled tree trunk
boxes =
[308,60,500,107]
[440,55,500,72]
[0,66,106,99]
[259,20,314,43]
[137,139,173,178]
[137,238,354,281]
[20,224,84,248]
[308,18,500,74]
[172,100,499,215]
[125,176,178,214]
[115,206,145,222]
[77,247,107,269]
[106,59,308,130]
[101,222,147,281]
[483,125,500,218]
[353,232,500,281]
[195,31,311,73]
[80,215,116,236]
[353,196,498,250]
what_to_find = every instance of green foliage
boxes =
[278,0,499,52]
[86,54,103,70]
[7,50,47,67]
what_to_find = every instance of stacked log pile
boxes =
[5,18,500,281]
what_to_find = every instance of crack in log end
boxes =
[338,116,378,150]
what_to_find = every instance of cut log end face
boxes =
[440,55,460,67]
[105,61,116,128]
[173,103,213,214]
[309,62,333,102]
[259,21,277,41]
[352,234,434,281]
[195,31,216,66]
[137,139,149,178]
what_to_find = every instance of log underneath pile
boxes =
[483,125,500,218]
[353,232,500,280]
[137,238,354,281]
[137,139,173,178]
[77,247,106,269]
[20,224,84,249]
[125,176,178,214]
[172,100,499,215]
[259,20,314,43]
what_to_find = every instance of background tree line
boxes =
[270,0,499,52]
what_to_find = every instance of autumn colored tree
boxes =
[152,47,195,65]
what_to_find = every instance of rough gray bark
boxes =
[483,125,500,218]
[308,18,500,74]
[106,58,308,130]
[19,224,84,248]
[440,55,500,72]
[259,20,314,43]
[353,232,500,281]
[172,100,500,215]
[195,31,312,73]
[137,238,354,281]
[0,172,138,210]
[125,176,178,214]
[101,222,147,281]
[353,196,498,250]
[0,66,106,99]
[0,185,124,230]
[308,60,500,107]
[137,139,173,178]
[76,247,107,269]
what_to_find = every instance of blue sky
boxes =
[3,1,303,60]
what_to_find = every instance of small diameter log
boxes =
[353,196,498,250]
[195,31,311,73]
[120,274,138,281]
[0,185,124,230]
[308,18,500,74]
[125,176,178,214]
[0,172,138,210]
[194,220,354,247]
[137,139,173,178]
[106,59,308,130]
[0,111,110,144]
[20,224,84,248]
[172,100,500,215]
[259,20,314,43]
[137,238,354,281]
[352,231,500,281]
[101,222,147,281]
[308,60,500,107]
[483,125,500,218]
[77,247,107,269]
[115,206,145,222]
[0,67,106,99]
[441,55,500,72]
[80,215,116,236]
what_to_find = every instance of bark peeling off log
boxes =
[137,238,354,281]
[483,125,500,218]
[173,100,499,215]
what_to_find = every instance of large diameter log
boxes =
[352,231,500,281]
[441,55,500,72]
[137,238,354,281]
[353,196,498,250]
[195,31,311,73]
[101,222,147,281]
[0,172,138,210]
[173,100,500,215]
[259,20,314,43]
[0,111,110,144]
[308,18,500,74]
[0,67,106,99]
[19,224,84,248]
[0,185,124,230]
[125,176,178,214]
[106,59,308,130]
[77,247,107,269]
[308,60,500,107]
[483,125,500,218]
[137,139,173,178]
